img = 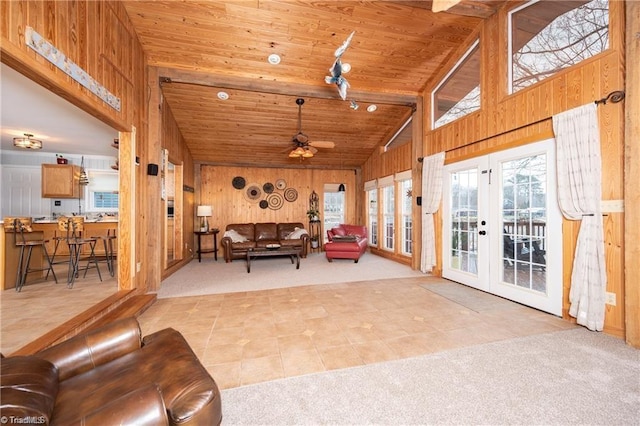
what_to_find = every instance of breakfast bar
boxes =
[1,219,118,290]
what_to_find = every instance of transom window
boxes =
[509,0,609,93]
[432,40,480,129]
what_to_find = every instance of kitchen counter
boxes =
[2,220,118,290]
[32,218,119,224]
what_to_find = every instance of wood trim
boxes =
[156,67,419,106]
[624,0,640,348]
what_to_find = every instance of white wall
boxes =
[0,150,116,218]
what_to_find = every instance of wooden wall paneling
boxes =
[2,0,154,295]
[624,0,639,347]
[146,67,163,289]
[415,2,629,338]
[199,165,357,241]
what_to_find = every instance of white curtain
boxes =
[552,103,606,331]
[420,152,445,273]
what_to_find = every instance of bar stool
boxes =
[92,228,117,277]
[3,217,57,292]
[45,216,72,280]
[58,217,102,288]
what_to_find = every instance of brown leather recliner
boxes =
[0,317,222,425]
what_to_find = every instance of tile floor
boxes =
[137,276,575,390]
[2,262,575,390]
[1,264,118,355]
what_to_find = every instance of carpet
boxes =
[158,252,425,298]
[221,328,640,425]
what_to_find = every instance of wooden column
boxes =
[624,0,640,347]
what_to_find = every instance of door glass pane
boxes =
[450,169,478,273]
[501,154,547,293]
[400,179,412,255]
[323,188,344,242]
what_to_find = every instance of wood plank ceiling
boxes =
[122,0,507,169]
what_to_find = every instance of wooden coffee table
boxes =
[246,247,301,273]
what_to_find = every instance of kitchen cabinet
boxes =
[41,164,82,198]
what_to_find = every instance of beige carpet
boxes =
[157,252,425,298]
[221,327,640,425]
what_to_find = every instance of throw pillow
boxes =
[287,227,309,239]
[224,229,247,243]
[331,227,347,237]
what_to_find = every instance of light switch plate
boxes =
[605,292,616,306]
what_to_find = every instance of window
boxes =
[382,184,395,251]
[509,0,609,93]
[323,184,345,242]
[432,40,480,129]
[85,170,119,212]
[399,178,413,255]
[365,180,378,246]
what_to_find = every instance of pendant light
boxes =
[79,156,90,185]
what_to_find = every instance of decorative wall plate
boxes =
[259,200,269,209]
[232,176,246,189]
[275,179,287,190]
[263,182,274,194]
[284,187,298,202]
[267,193,284,210]
[243,183,262,202]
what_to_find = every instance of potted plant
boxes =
[310,235,319,249]
[307,209,320,222]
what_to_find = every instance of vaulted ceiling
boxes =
[122,0,507,169]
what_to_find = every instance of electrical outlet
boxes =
[605,292,616,306]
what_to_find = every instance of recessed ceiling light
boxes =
[217,91,229,100]
[268,54,281,65]
[367,104,377,112]
[342,63,351,73]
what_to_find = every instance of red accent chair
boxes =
[324,224,368,263]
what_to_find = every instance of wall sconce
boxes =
[13,133,42,150]
[197,205,212,232]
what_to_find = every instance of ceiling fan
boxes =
[288,98,335,159]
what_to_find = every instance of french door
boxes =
[442,139,562,315]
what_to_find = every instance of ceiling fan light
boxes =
[289,150,300,158]
[302,148,314,158]
[294,147,306,156]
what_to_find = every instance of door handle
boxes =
[479,230,487,235]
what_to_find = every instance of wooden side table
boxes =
[309,220,322,252]
[194,229,219,262]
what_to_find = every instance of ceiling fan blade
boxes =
[309,141,335,149]
[308,146,318,154]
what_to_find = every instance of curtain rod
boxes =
[418,89,625,162]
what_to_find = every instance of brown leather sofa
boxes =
[0,317,222,425]
[325,224,369,263]
[221,222,309,262]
